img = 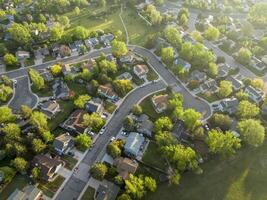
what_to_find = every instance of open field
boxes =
[145,142,267,200]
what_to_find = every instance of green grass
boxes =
[147,67,159,82]
[145,143,267,200]
[136,164,163,183]
[61,155,78,170]
[81,186,95,200]
[32,85,53,97]
[38,175,65,198]
[68,82,88,96]
[142,141,167,171]
[198,92,220,103]
[104,101,117,114]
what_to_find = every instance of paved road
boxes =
[55,81,166,200]
[8,76,38,112]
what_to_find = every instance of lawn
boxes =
[61,155,78,170]
[32,85,53,97]
[145,142,267,200]
[104,101,117,114]
[147,67,159,82]
[38,175,65,198]
[81,186,95,200]
[198,92,220,103]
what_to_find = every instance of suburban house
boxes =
[82,58,96,72]
[133,64,149,79]
[53,133,74,155]
[251,56,266,71]
[199,79,219,94]
[100,33,114,46]
[98,84,118,100]
[85,98,104,114]
[217,63,231,78]
[94,180,120,200]
[119,53,134,64]
[172,121,189,142]
[226,76,244,91]
[190,70,207,83]
[244,85,265,104]
[106,54,116,62]
[174,58,191,71]
[61,110,88,134]
[117,72,133,81]
[219,98,239,114]
[61,64,72,76]
[7,185,44,200]
[84,37,99,49]
[15,50,30,60]
[124,132,145,158]
[136,114,154,137]
[39,100,60,119]
[52,79,72,100]
[31,154,64,182]
[151,94,169,113]
[42,71,54,82]
[114,157,139,180]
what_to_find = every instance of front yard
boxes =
[38,175,65,198]
[81,186,95,200]
[61,155,78,170]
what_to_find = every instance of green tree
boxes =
[111,40,128,57]
[117,194,132,200]
[3,53,18,67]
[161,47,174,66]
[191,31,203,43]
[208,62,218,78]
[50,25,64,42]
[206,130,241,157]
[164,26,182,49]
[236,90,249,101]
[11,157,28,174]
[32,139,46,154]
[107,140,124,158]
[251,78,264,90]
[204,26,220,41]
[8,23,32,45]
[248,3,267,26]
[30,111,48,133]
[238,119,265,147]
[209,113,232,131]
[124,116,135,131]
[73,26,89,40]
[132,105,142,116]
[20,105,32,119]
[2,123,21,142]
[0,106,15,124]
[155,131,176,146]
[154,117,173,133]
[0,84,13,102]
[182,109,202,131]
[50,64,62,76]
[218,80,233,98]
[31,167,40,181]
[74,94,91,109]
[236,47,252,65]
[28,69,45,90]
[75,133,92,150]
[113,79,133,97]
[237,100,259,119]
[90,163,108,180]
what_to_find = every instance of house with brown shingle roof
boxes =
[114,157,138,180]
[31,154,64,182]
[82,58,96,72]
[98,84,118,100]
[61,110,88,134]
[151,94,169,113]
[39,100,60,119]
[133,64,149,79]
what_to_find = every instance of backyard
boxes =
[145,142,267,200]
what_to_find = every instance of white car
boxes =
[110,136,116,142]
[99,127,105,135]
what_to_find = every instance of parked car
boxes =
[110,136,116,142]
[99,127,105,135]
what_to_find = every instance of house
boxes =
[52,79,72,100]
[217,63,231,78]
[34,47,50,59]
[226,76,244,91]
[114,157,138,180]
[151,94,169,113]
[106,54,116,62]
[219,98,239,114]
[172,120,189,142]
[100,33,114,46]
[31,154,63,182]
[244,85,265,104]
[7,185,44,200]
[174,58,191,71]
[124,132,145,158]
[51,43,60,57]
[15,51,30,60]
[85,98,103,114]
[136,114,154,137]
[182,34,196,44]
[39,100,60,119]
[74,40,84,49]
[251,56,266,71]
[200,79,219,94]
[61,64,72,76]
[61,110,88,134]
[190,70,207,82]
[53,133,74,155]
[133,64,149,79]
[119,53,134,64]
[117,72,133,81]
[84,37,99,49]
[98,84,118,100]
[69,43,78,53]
[82,59,96,72]
[94,180,120,200]
[42,71,54,82]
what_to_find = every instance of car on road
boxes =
[203,124,210,132]
[99,127,105,135]
[110,136,116,142]
[121,131,128,136]
[13,80,17,87]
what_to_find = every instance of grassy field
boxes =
[145,143,267,200]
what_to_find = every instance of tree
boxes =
[132,105,142,116]
[248,3,267,26]
[0,106,15,124]
[113,80,133,97]
[20,105,32,119]
[237,100,259,119]
[178,13,188,27]
[83,113,105,132]
[50,25,64,42]
[75,133,92,150]
[208,62,218,78]
[50,64,62,76]
[241,21,254,37]
[98,59,117,74]
[191,31,203,43]
[107,140,124,158]
[32,139,46,154]
[236,90,249,101]
[163,26,182,49]
[251,78,264,90]
[218,80,233,98]
[236,47,252,65]
[3,53,18,67]
[161,47,174,66]
[73,26,89,40]
[59,45,71,57]
[144,176,157,192]
[206,130,241,157]
[238,119,265,147]
[209,113,232,131]
[155,131,176,146]
[2,123,21,142]
[111,40,128,57]
[204,26,220,41]
[74,6,80,15]
[124,116,135,131]
[0,84,13,102]
[154,117,173,133]
[31,167,40,181]
[117,194,132,200]
[145,5,162,25]
[74,95,91,109]
[90,163,108,180]
[8,23,32,45]
[11,157,27,174]
[30,111,48,133]
[28,69,45,90]
[182,109,202,131]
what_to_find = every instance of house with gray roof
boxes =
[244,85,265,104]
[136,114,154,137]
[85,98,103,114]
[190,70,207,83]
[200,79,219,94]
[124,132,145,158]
[84,37,99,49]
[95,180,119,200]
[53,133,74,155]
[219,98,239,114]
[226,75,244,91]
[7,185,44,200]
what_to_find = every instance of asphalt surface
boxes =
[55,81,166,200]
[8,76,38,112]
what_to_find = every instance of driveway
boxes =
[8,76,38,112]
